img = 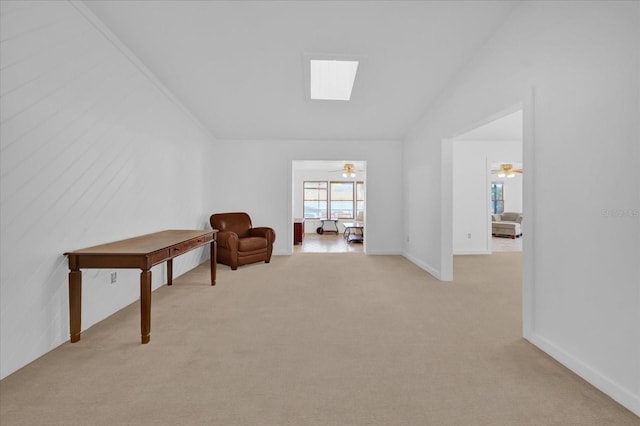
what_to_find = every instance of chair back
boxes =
[210,212,253,238]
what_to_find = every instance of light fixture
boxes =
[493,163,522,179]
[342,163,356,178]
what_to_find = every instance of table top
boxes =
[65,230,216,256]
[342,222,364,228]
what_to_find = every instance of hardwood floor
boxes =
[293,233,364,253]
[294,234,520,253]
[492,235,523,252]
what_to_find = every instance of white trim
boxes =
[366,250,402,256]
[403,252,442,280]
[484,157,493,254]
[440,139,454,281]
[453,250,491,255]
[528,333,640,417]
[521,88,535,341]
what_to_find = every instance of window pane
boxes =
[491,182,504,214]
[304,201,327,218]
[356,182,365,200]
[331,182,353,200]
[304,181,327,189]
[304,181,328,219]
[330,182,354,219]
[330,200,353,219]
[491,183,504,201]
[304,188,327,200]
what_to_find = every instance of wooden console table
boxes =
[64,229,217,344]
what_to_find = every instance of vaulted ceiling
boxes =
[84,1,518,141]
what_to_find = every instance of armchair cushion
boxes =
[501,212,521,222]
[238,237,267,252]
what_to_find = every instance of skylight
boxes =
[310,59,359,101]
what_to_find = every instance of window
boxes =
[330,182,354,219]
[304,180,364,220]
[491,182,504,214]
[356,181,365,220]
[303,181,327,219]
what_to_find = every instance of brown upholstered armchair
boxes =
[209,212,276,270]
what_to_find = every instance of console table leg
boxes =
[69,269,82,343]
[167,259,173,286]
[140,270,152,344]
[210,240,217,286]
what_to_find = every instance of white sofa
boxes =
[492,212,523,238]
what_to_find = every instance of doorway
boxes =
[291,160,367,254]
[442,92,535,338]
[451,110,523,255]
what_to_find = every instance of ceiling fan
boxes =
[491,163,522,178]
[330,163,364,178]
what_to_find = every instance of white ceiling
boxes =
[84,1,518,141]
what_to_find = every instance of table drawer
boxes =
[171,235,211,256]
[150,249,170,265]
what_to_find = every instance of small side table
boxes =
[343,222,364,243]
[317,219,339,234]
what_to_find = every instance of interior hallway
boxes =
[1,252,636,425]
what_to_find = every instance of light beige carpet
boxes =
[1,253,638,425]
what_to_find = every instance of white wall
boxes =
[501,173,522,213]
[205,140,402,255]
[452,140,522,254]
[404,0,639,415]
[0,1,214,379]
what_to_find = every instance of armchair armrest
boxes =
[250,227,276,243]
[216,230,238,250]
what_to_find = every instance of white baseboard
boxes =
[402,252,441,280]
[453,249,491,255]
[365,249,402,255]
[528,332,640,417]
